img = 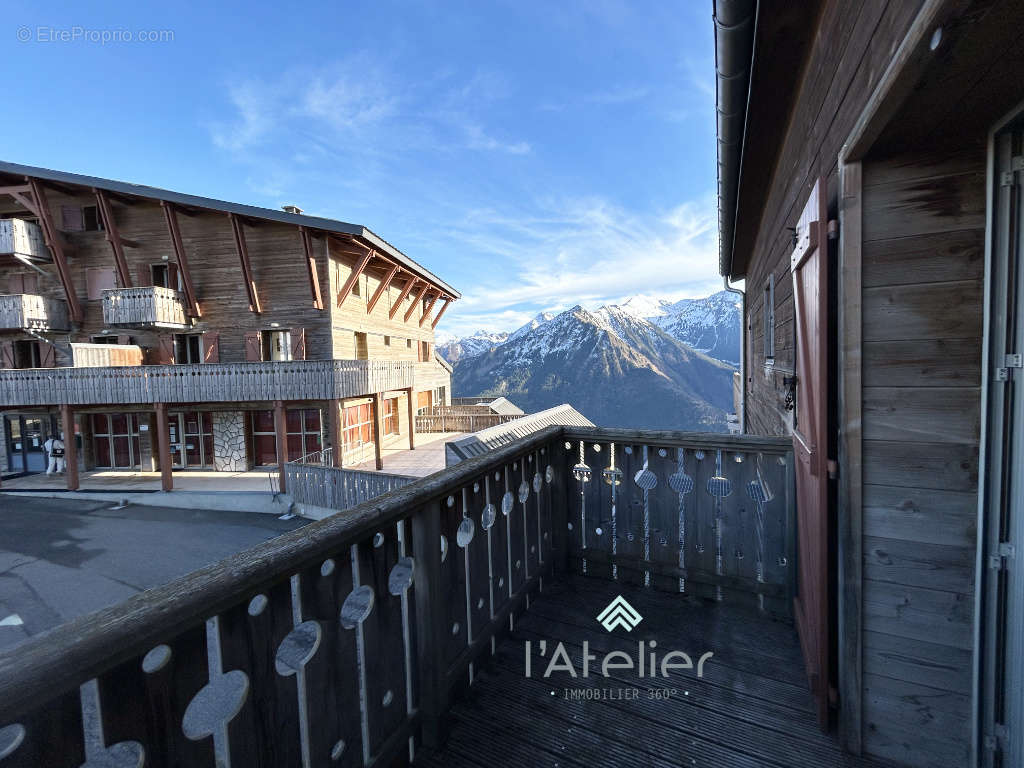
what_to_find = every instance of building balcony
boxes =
[69,342,144,368]
[0,358,416,407]
[0,293,70,332]
[0,218,48,261]
[101,286,189,329]
[0,426,875,768]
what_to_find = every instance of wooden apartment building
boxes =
[0,161,458,490]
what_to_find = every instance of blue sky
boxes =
[8,0,720,338]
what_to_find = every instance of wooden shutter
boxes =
[7,274,24,294]
[87,268,116,300]
[136,264,151,287]
[290,328,306,360]
[244,332,262,362]
[39,343,55,368]
[156,334,175,365]
[1,341,15,368]
[167,262,179,291]
[116,335,131,345]
[203,333,220,363]
[790,178,831,726]
[61,205,84,232]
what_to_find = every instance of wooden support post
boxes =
[372,393,384,471]
[328,399,343,468]
[161,202,200,317]
[298,227,324,310]
[27,179,83,323]
[59,405,79,491]
[419,291,440,327]
[94,189,132,288]
[367,264,399,314]
[430,298,452,329]
[154,403,172,492]
[336,250,373,308]
[411,500,449,748]
[274,400,288,492]
[389,277,418,319]
[404,283,429,322]
[229,213,261,313]
[406,388,416,450]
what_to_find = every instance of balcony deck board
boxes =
[417,575,890,768]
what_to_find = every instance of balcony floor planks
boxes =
[417,575,889,768]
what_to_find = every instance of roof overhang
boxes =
[715,0,822,280]
[0,160,460,299]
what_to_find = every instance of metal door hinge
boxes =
[984,723,1009,752]
[995,353,1022,381]
[1003,157,1024,185]
[988,542,1016,570]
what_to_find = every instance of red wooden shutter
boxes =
[167,262,179,291]
[38,342,55,368]
[790,178,831,726]
[157,334,175,365]
[61,205,84,231]
[290,328,306,360]
[23,273,38,294]
[203,333,220,363]
[244,332,262,362]
[136,264,151,287]
[116,335,131,345]
[87,268,116,300]
[1,341,15,368]
[7,274,24,294]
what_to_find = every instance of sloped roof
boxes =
[445,404,594,464]
[0,160,459,297]
[485,397,524,416]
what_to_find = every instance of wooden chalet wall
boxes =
[854,147,985,768]
[743,0,924,436]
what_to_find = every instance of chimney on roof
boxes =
[282,205,303,215]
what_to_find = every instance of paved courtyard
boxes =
[0,496,306,651]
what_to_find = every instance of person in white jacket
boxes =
[44,434,66,475]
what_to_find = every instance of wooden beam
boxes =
[336,250,373,308]
[160,202,201,317]
[60,405,79,491]
[0,185,32,196]
[404,282,429,322]
[430,298,452,329]
[419,291,440,327]
[372,392,384,471]
[367,264,400,315]
[27,178,82,323]
[390,277,418,319]
[10,192,39,217]
[94,189,132,288]
[228,213,261,313]
[298,226,324,310]
[406,387,416,450]
[274,400,288,492]
[154,403,172,492]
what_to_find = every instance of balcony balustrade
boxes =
[0,294,70,332]
[0,218,48,261]
[0,359,416,407]
[101,286,189,329]
[0,426,817,768]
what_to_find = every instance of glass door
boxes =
[167,414,185,469]
[22,418,45,472]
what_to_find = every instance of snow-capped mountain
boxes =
[436,329,509,363]
[507,311,555,343]
[606,290,741,365]
[449,304,734,431]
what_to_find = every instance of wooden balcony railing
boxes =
[0,359,415,407]
[0,294,70,332]
[415,407,521,433]
[285,462,417,511]
[0,426,795,767]
[0,218,48,260]
[102,286,189,329]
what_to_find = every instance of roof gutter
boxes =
[714,0,757,278]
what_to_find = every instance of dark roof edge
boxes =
[0,160,460,298]
[713,0,757,278]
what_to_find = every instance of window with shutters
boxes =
[354,332,368,360]
[382,397,399,435]
[82,205,103,232]
[151,263,180,290]
[342,402,375,452]
[173,334,203,364]
[260,330,292,361]
[764,273,775,365]
[7,273,38,294]
[13,340,42,369]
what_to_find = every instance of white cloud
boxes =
[464,124,531,155]
[440,194,722,337]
